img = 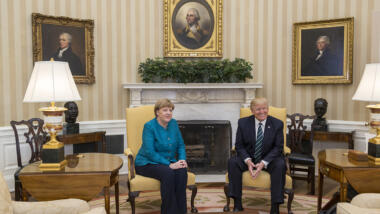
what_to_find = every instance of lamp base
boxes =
[368,138,380,165]
[368,155,380,165]
[39,160,67,171]
[39,145,66,171]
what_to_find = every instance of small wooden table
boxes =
[304,130,354,149]
[317,149,380,212]
[19,153,123,214]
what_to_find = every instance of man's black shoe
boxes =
[233,197,244,212]
[232,206,244,212]
[270,203,280,214]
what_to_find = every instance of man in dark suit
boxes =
[51,32,84,76]
[177,8,209,49]
[302,35,341,76]
[227,97,286,214]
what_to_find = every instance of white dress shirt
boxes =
[58,47,69,58]
[315,50,324,61]
[244,118,269,168]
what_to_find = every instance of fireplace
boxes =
[178,120,231,174]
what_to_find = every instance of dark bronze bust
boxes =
[312,98,328,131]
[63,101,79,134]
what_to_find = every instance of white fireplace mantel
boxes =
[122,83,263,106]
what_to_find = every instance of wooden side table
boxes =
[317,149,380,212]
[305,130,354,149]
[19,153,123,214]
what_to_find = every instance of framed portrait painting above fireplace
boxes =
[164,0,223,57]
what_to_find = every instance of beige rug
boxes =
[89,187,328,214]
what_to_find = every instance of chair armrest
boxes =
[12,199,90,214]
[284,155,291,175]
[124,148,136,180]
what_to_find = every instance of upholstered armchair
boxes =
[0,172,105,214]
[124,105,198,214]
[337,193,380,214]
[224,106,294,213]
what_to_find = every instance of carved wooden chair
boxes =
[10,118,48,201]
[224,107,294,213]
[286,113,315,195]
[124,105,198,214]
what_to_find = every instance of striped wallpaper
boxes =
[0,0,379,126]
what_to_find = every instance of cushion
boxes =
[0,172,13,214]
[126,106,155,156]
[82,207,107,214]
[337,202,380,214]
[287,153,315,165]
[351,193,380,209]
[129,171,196,192]
[225,171,292,189]
[11,199,89,214]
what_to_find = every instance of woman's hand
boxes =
[178,160,188,168]
[169,160,188,169]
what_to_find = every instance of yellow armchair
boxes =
[125,106,198,214]
[223,106,294,213]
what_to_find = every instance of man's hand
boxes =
[251,162,265,179]
[246,159,256,178]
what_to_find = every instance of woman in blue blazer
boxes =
[135,98,188,214]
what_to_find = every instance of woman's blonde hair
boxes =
[154,98,175,116]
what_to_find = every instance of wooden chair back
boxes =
[287,113,314,154]
[10,118,48,167]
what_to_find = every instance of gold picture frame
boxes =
[32,13,95,84]
[164,0,223,57]
[292,17,354,84]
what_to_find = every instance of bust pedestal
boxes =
[63,123,79,135]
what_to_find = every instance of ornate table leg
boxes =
[340,182,348,202]
[115,181,119,214]
[317,170,324,212]
[104,187,110,214]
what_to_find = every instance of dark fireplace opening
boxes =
[178,120,231,174]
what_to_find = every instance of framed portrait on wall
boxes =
[292,17,354,84]
[32,13,95,84]
[164,0,223,57]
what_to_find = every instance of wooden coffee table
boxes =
[19,153,123,214]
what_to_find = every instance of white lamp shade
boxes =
[23,61,81,103]
[352,63,380,102]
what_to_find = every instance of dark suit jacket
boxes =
[52,46,84,76]
[235,115,284,164]
[302,49,341,76]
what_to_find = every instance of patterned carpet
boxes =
[89,187,328,214]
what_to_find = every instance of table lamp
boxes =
[352,63,380,165]
[23,61,81,171]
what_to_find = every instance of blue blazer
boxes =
[235,115,284,164]
[135,118,186,166]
